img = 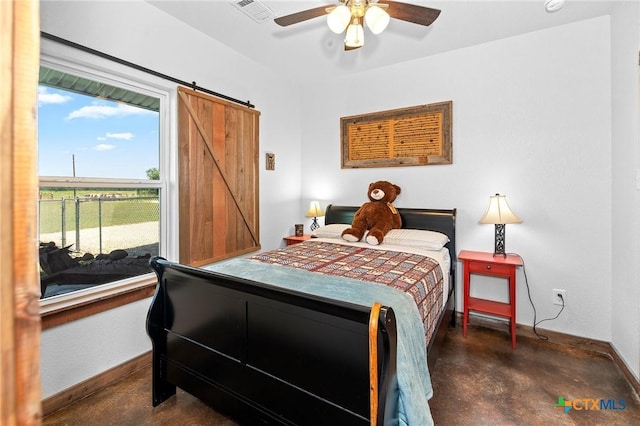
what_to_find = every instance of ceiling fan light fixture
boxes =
[327,5,351,33]
[344,20,364,48]
[364,5,390,35]
[276,0,441,51]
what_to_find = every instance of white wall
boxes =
[39,0,303,398]
[301,17,615,344]
[40,299,151,397]
[610,2,640,380]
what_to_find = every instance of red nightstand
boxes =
[458,250,523,348]
[283,235,312,246]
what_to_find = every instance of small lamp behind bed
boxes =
[306,201,325,232]
[479,193,522,257]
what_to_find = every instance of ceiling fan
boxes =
[274,0,441,50]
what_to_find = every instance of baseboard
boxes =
[462,312,640,397]
[42,351,151,417]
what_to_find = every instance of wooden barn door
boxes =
[178,87,260,266]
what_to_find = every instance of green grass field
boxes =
[39,189,159,233]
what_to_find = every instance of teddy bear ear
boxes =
[394,185,401,194]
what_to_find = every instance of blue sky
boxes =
[38,86,159,180]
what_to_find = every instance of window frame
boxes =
[39,42,178,328]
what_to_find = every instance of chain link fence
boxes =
[38,195,160,257]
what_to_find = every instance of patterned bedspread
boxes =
[251,239,444,345]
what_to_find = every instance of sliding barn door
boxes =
[178,87,260,266]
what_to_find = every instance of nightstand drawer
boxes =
[467,260,512,275]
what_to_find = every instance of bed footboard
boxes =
[146,257,398,425]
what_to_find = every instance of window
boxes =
[38,53,174,323]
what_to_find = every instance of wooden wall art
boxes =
[341,101,452,169]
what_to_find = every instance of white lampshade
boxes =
[327,5,351,34]
[305,201,325,218]
[364,5,390,35]
[344,22,364,48]
[479,194,522,224]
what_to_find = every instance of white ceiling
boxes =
[147,1,615,83]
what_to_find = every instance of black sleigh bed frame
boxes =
[146,205,456,425]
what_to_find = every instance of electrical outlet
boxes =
[553,289,566,306]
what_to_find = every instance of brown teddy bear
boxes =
[342,181,402,245]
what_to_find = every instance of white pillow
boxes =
[312,223,351,239]
[382,229,449,250]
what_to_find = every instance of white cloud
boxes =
[96,137,107,141]
[105,132,134,140]
[67,102,154,120]
[38,87,72,105]
[93,144,116,151]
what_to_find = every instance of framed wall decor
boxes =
[341,101,452,169]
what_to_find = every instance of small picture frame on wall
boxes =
[341,101,452,169]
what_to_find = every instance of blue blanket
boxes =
[205,257,434,426]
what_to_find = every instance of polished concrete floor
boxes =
[43,323,640,425]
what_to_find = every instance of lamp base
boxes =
[310,217,320,231]
[493,224,507,257]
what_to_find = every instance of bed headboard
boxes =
[324,204,457,277]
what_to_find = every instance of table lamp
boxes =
[306,201,325,232]
[479,193,522,257]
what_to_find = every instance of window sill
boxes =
[40,274,157,330]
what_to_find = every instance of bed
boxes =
[146,204,456,425]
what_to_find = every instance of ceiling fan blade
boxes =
[274,5,332,27]
[384,0,441,26]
